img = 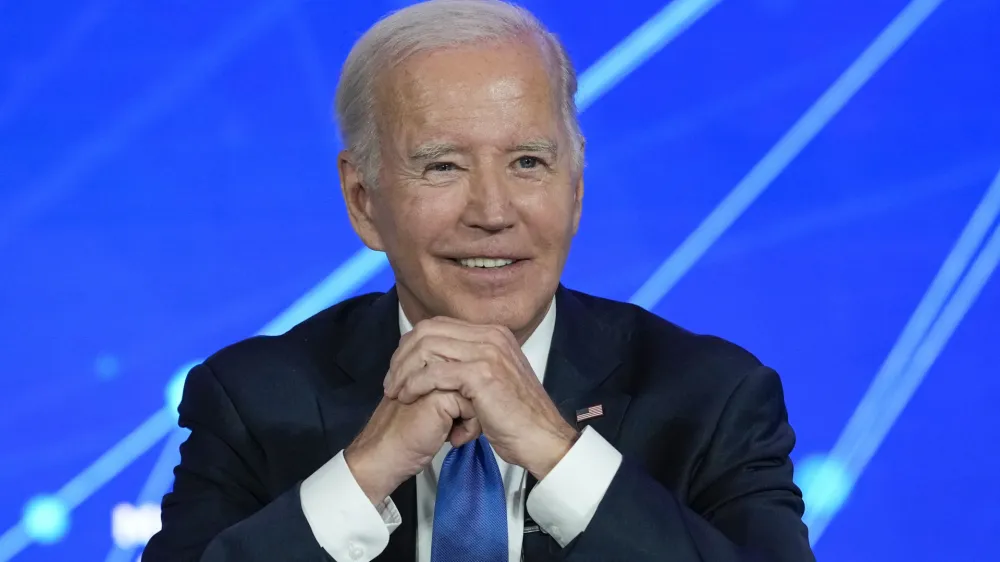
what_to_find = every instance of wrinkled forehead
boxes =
[373,39,564,151]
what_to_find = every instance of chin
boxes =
[448,291,549,334]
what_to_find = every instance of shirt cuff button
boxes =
[348,541,366,560]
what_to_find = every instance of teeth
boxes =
[458,257,515,268]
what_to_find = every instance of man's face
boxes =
[339,38,583,341]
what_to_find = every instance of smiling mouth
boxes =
[451,257,520,269]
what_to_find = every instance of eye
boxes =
[427,162,457,173]
[515,156,543,169]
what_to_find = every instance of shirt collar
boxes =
[397,297,557,382]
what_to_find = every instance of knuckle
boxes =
[431,391,455,412]
[476,340,496,357]
[473,360,494,380]
[485,344,504,363]
[398,330,413,346]
[421,358,439,373]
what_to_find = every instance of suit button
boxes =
[347,541,365,560]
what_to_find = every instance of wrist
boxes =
[524,426,579,480]
[344,443,408,505]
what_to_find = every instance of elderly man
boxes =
[144,1,815,561]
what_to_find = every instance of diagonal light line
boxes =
[280,0,725,313]
[628,0,945,310]
[803,166,1000,542]
[57,409,176,508]
[0,2,721,555]
[102,429,190,562]
[573,0,722,109]
[879,220,1000,430]
[0,0,300,247]
[0,0,116,127]
[900,223,1000,426]
[0,409,174,561]
[808,198,1000,544]
[0,528,30,562]
[259,246,390,336]
[829,167,1000,475]
[133,430,189,509]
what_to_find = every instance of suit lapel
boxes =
[335,287,401,387]
[314,288,401,457]
[522,287,632,561]
[313,288,420,561]
[542,286,631,465]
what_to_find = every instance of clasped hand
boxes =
[384,316,578,478]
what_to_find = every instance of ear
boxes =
[338,150,385,251]
[569,139,586,235]
[571,172,584,235]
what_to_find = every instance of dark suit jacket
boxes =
[144,286,815,561]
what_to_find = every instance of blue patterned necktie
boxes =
[431,434,507,562]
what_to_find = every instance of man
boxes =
[144,1,815,561]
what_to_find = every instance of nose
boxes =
[461,166,516,232]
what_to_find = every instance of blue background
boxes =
[2,0,999,560]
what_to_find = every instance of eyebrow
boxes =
[510,139,558,158]
[409,143,463,162]
[407,139,560,162]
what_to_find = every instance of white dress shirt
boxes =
[300,298,623,562]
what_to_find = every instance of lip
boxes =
[442,254,529,261]
[444,257,530,283]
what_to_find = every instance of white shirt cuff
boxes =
[299,450,402,561]
[525,425,623,547]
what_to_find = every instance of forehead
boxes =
[376,39,562,147]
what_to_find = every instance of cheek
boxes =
[383,189,464,249]
[522,189,577,244]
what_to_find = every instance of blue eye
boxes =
[517,156,541,169]
[428,162,457,172]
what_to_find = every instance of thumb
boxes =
[449,417,482,447]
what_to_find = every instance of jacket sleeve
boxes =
[142,363,332,562]
[563,366,816,562]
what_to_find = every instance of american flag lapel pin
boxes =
[575,404,604,423]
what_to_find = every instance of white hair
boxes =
[334,0,585,186]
